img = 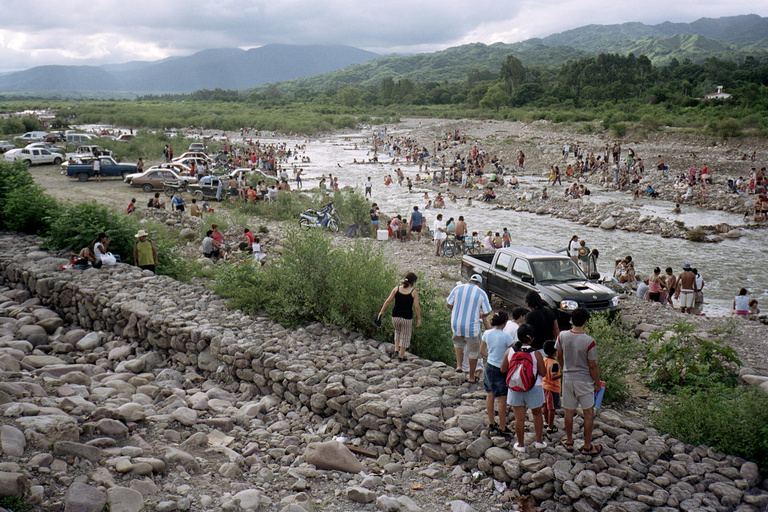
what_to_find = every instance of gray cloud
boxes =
[0,0,765,73]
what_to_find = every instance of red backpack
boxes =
[506,347,537,392]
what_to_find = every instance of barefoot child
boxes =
[542,341,562,434]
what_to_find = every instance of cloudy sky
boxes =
[0,0,765,73]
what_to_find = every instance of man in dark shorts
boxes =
[664,267,676,307]
[525,290,560,350]
[370,203,379,237]
[92,157,102,182]
[409,206,423,241]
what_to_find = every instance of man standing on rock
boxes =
[447,274,492,383]
[409,206,423,242]
[674,264,697,314]
[556,307,602,456]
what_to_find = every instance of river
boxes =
[289,127,767,317]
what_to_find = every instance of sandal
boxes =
[560,439,574,452]
[546,426,558,434]
[581,444,603,456]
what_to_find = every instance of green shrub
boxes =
[639,115,660,131]
[213,229,455,365]
[644,319,741,391]
[718,118,743,137]
[653,384,768,472]
[0,161,34,204]
[0,161,61,234]
[41,201,139,261]
[331,189,370,227]
[585,312,643,404]
[610,122,628,138]
[1,183,61,235]
[237,192,315,222]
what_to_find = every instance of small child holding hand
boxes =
[542,341,562,434]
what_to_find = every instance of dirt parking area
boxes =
[31,161,161,210]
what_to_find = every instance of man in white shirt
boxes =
[503,307,527,341]
[433,213,447,256]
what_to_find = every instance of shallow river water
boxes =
[284,127,767,317]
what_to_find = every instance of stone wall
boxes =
[2,233,766,511]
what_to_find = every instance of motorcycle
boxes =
[298,203,339,232]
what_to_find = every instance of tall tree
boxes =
[499,55,526,95]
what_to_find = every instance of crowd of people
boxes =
[378,271,604,455]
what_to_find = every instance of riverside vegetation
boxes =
[2,50,768,137]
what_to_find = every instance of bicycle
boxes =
[461,236,481,255]
[440,235,460,258]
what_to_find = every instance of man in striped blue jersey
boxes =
[447,274,492,383]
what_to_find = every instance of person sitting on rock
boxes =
[151,192,165,209]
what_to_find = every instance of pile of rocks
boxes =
[0,233,766,511]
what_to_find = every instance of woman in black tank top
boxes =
[378,272,422,361]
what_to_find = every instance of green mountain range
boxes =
[270,14,768,93]
[1,14,765,96]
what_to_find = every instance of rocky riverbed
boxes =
[1,228,768,512]
[7,116,767,511]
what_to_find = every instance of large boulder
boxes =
[304,441,363,473]
[17,325,48,347]
[0,472,26,497]
[599,216,616,229]
[64,482,107,512]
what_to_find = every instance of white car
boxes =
[173,151,214,164]
[0,141,16,153]
[4,147,64,166]
[25,142,65,154]
[14,131,46,143]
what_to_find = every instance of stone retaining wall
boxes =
[2,233,766,511]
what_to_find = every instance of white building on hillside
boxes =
[703,86,732,100]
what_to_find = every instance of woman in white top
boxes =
[733,288,750,315]
[92,232,121,266]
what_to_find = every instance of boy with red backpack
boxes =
[501,324,546,453]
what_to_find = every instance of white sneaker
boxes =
[534,441,547,449]
[513,443,526,453]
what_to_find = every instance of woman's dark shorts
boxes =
[484,363,507,398]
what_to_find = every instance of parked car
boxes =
[66,133,95,144]
[460,246,620,329]
[0,141,16,154]
[124,167,197,193]
[26,142,65,154]
[116,134,134,142]
[4,147,63,166]
[45,132,64,143]
[189,142,205,152]
[3,148,64,166]
[229,168,278,185]
[66,156,137,181]
[65,145,113,159]
[173,151,214,164]
[14,131,47,143]
[174,156,212,172]
[186,175,227,201]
